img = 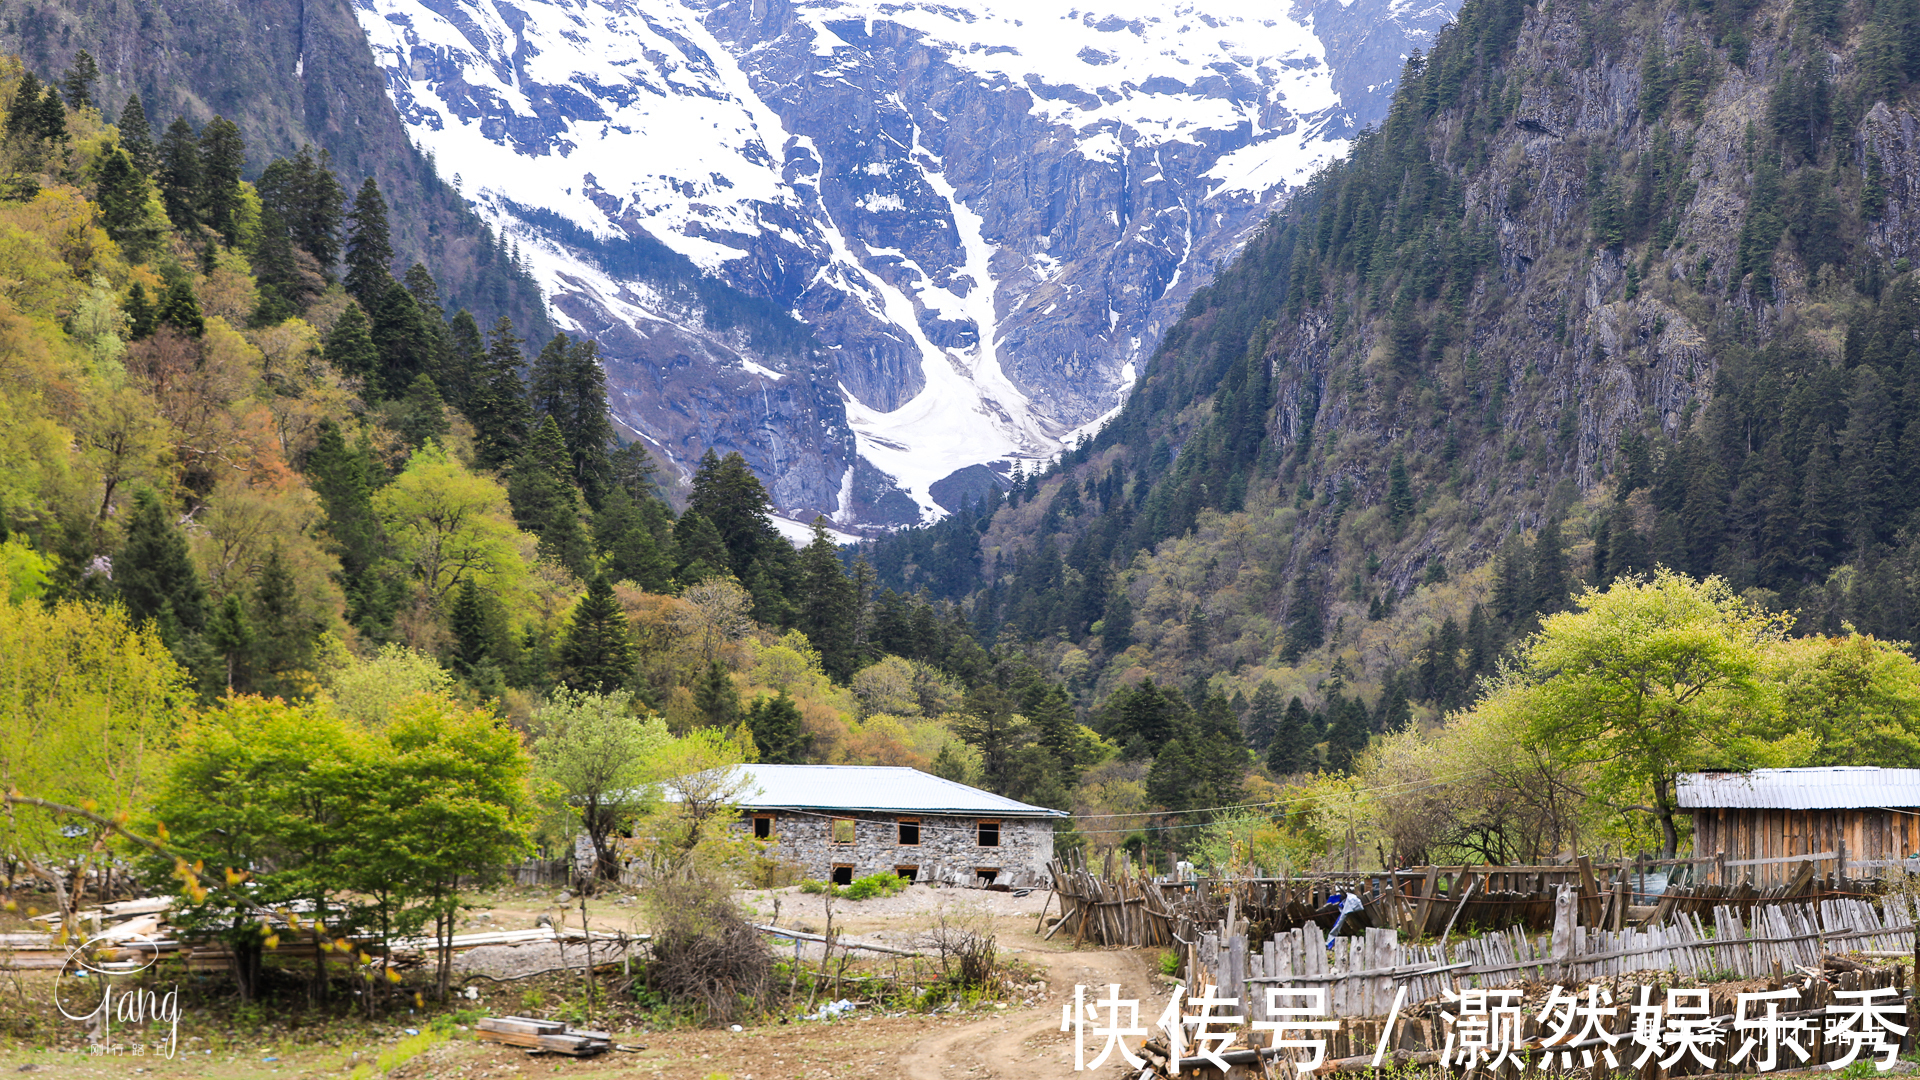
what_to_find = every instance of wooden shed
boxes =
[1678,767,1920,885]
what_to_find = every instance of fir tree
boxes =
[117,487,208,641]
[693,659,741,727]
[1529,517,1571,618]
[448,576,503,687]
[558,576,634,693]
[529,334,617,506]
[746,691,809,763]
[197,117,246,246]
[117,95,159,175]
[206,593,251,691]
[1266,696,1316,774]
[394,373,451,450]
[371,278,433,399]
[1386,452,1416,531]
[442,308,487,413]
[344,177,395,307]
[794,518,857,679]
[1245,681,1284,752]
[673,510,730,583]
[687,449,781,580]
[323,302,378,382]
[158,117,201,231]
[94,148,160,260]
[59,50,100,109]
[249,545,314,699]
[156,278,204,337]
[125,282,156,340]
[594,487,675,592]
[508,416,592,576]
[471,317,532,470]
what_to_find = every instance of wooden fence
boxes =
[1051,847,1893,947]
[1182,892,1915,1018]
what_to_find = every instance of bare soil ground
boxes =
[0,883,1165,1079]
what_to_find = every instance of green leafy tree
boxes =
[1506,570,1798,856]
[374,442,527,604]
[531,689,670,880]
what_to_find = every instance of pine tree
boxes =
[344,177,395,307]
[248,545,314,698]
[250,206,304,324]
[156,278,204,337]
[304,421,389,629]
[558,576,635,693]
[509,416,593,576]
[794,518,857,679]
[693,659,741,727]
[471,317,532,470]
[526,334,616,506]
[1266,696,1316,774]
[594,487,675,592]
[158,117,201,231]
[371,278,433,399]
[59,50,100,109]
[448,576,503,687]
[2,72,40,144]
[395,373,451,450]
[206,593,251,691]
[1529,517,1570,618]
[323,301,378,381]
[117,487,208,641]
[1387,452,1416,530]
[94,148,160,260]
[117,95,159,175]
[1325,696,1371,773]
[442,309,487,413]
[197,117,246,246]
[673,510,730,583]
[746,691,810,763]
[125,282,156,340]
[1245,682,1284,751]
[687,449,781,580]
[1280,576,1323,660]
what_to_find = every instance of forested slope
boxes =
[0,0,550,339]
[868,0,1920,760]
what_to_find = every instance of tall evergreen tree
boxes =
[793,518,857,680]
[594,486,676,592]
[746,691,810,763]
[1387,452,1416,531]
[471,317,533,470]
[323,302,378,382]
[157,117,201,231]
[673,510,730,583]
[344,177,395,307]
[442,308,488,414]
[394,373,452,451]
[1266,696,1316,774]
[1245,681,1284,752]
[558,576,635,693]
[117,487,207,641]
[1529,517,1571,618]
[59,50,100,109]
[116,95,159,175]
[529,333,617,506]
[249,545,317,699]
[94,147,160,260]
[693,659,741,727]
[197,117,246,246]
[508,416,592,576]
[687,449,781,581]
[370,278,433,399]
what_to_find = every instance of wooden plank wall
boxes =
[1691,808,1920,885]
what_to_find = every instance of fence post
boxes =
[1552,884,1578,984]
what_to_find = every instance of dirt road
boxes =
[903,942,1161,1080]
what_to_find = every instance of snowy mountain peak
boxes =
[355,0,1456,525]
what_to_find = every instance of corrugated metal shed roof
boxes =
[725,764,1068,817]
[1677,767,1920,810]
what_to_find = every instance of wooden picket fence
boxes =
[1182,892,1916,1019]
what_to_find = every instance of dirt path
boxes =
[902,944,1161,1080]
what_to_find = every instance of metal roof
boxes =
[1677,767,1920,810]
[721,764,1068,817]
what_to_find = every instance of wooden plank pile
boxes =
[474,1016,613,1056]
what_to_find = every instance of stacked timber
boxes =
[474,1016,613,1056]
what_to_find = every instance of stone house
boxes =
[727,764,1066,888]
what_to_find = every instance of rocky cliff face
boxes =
[351,0,1456,526]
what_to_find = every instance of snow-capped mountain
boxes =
[354,0,1456,526]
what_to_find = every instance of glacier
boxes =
[352,0,1455,526]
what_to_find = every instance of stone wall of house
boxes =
[744,810,1055,888]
